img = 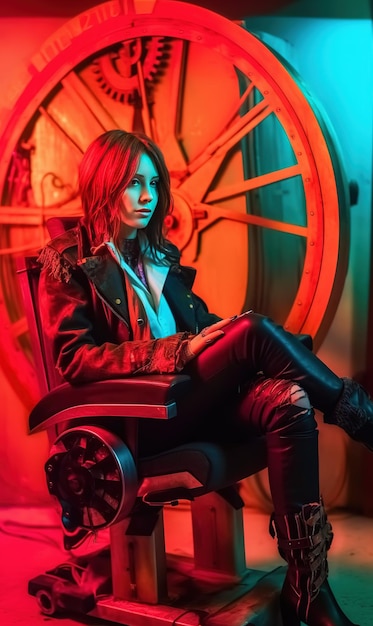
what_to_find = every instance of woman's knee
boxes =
[232,311,281,346]
[233,311,268,333]
[270,380,315,432]
[226,312,273,351]
[247,377,314,433]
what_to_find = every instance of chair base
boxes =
[28,550,286,625]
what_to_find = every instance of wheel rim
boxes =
[0,0,349,405]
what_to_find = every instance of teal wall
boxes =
[245,10,373,380]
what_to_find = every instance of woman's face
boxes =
[119,152,159,239]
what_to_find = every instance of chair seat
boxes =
[138,438,267,505]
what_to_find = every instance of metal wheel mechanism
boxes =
[0,0,349,408]
[46,426,138,532]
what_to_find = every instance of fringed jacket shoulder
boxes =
[38,221,220,384]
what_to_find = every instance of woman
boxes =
[39,129,371,626]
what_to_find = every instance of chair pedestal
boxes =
[28,499,285,625]
[110,490,248,605]
[110,506,167,604]
[191,491,247,579]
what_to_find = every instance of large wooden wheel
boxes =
[0,0,349,407]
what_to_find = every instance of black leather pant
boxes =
[185,311,343,415]
[139,312,346,512]
[139,312,342,455]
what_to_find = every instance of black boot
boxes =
[325,377,373,451]
[266,412,359,626]
[271,499,358,626]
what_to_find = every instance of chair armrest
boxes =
[29,374,192,434]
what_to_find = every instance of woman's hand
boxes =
[188,317,233,357]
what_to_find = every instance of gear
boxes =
[90,37,167,103]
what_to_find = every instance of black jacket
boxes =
[38,222,220,383]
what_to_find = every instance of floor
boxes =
[0,505,372,625]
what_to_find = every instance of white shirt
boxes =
[105,235,177,339]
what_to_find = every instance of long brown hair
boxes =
[79,130,174,257]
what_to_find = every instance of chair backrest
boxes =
[46,216,80,239]
[17,256,64,396]
[16,217,81,395]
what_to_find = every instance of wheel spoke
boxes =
[90,454,117,476]
[63,433,85,452]
[38,106,84,156]
[136,53,153,138]
[160,39,189,173]
[95,477,122,499]
[193,201,308,238]
[0,241,46,254]
[0,202,81,227]
[189,96,270,173]
[181,100,271,199]
[205,164,302,203]
[62,72,118,132]
[82,435,103,463]
[90,493,117,519]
